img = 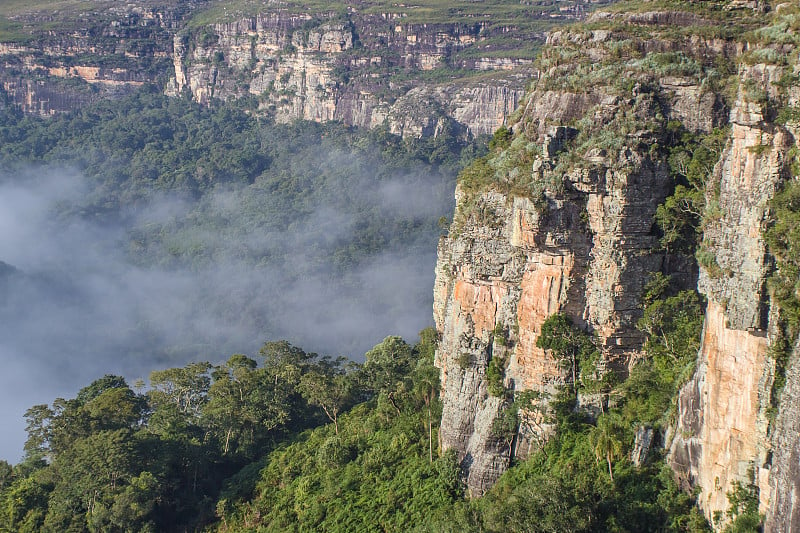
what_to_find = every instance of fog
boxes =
[0,159,454,462]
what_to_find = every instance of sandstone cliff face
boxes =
[668,62,796,526]
[165,12,531,137]
[0,2,185,114]
[433,61,692,491]
[766,338,800,532]
[0,2,550,135]
[434,8,800,519]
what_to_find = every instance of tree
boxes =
[76,375,129,404]
[204,354,293,457]
[537,314,598,393]
[22,404,54,464]
[362,336,415,396]
[590,414,625,481]
[148,362,212,418]
[299,361,354,435]
[412,329,441,462]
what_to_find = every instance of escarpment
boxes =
[435,27,704,493]
[667,60,797,525]
[434,3,800,527]
[0,0,592,136]
[164,12,536,138]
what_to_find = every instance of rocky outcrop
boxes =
[164,12,533,137]
[434,72,681,492]
[0,1,556,135]
[668,62,795,526]
[0,2,186,114]
[434,7,800,520]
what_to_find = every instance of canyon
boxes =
[3,0,800,530]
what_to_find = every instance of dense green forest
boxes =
[0,86,485,466]
[1,46,788,527]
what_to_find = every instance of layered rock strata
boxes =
[434,82,681,493]
[434,8,800,521]
[668,63,796,526]
[0,2,569,136]
[165,13,532,137]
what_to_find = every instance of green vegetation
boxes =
[654,124,728,256]
[0,88,482,359]
[764,175,800,415]
[190,0,600,31]
[0,331,438,532]
[719,472,762,532]
[536,314,600,396]
[766,176,800,339]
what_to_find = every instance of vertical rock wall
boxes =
[166,13,530,138]
[668,64,795,526]
[434,84,674,493]
[765,339,800,532]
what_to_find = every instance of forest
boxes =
[0,88,758,531]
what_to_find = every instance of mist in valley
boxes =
[0,146,456,462]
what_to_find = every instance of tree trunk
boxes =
[428,405,433,463]
[224,427,232,454]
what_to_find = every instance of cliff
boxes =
[668,59,797,525]
[0,0,598,136]
[434,3,800,528]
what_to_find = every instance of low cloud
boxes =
[0,156,454,462]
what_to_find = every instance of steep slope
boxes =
[434,3,800,528]
[667,58,797,524]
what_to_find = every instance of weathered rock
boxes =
[435,83,675,493]
[765,338,800,532]
[166,12,531,137]
[668,64,795,527]
[631,426,655,467]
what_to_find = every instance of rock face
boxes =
[434,68,680,493]
[0,2,184,114]
[668,63,796,526]
[433,7,800,524]
[165,12,532,137]
[766,339,800,533]
[0,1,576,136]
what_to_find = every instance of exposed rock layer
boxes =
[0,2,566,137]
[668,63,796,526]
[434,9,800,526]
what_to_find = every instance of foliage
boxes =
[656,125,728,255]
[536,314,600,394]
[722,475,762,533]
[217,330,454,532]
[486,356,506,397]
[0,338,365,531]
[765,177,800,338]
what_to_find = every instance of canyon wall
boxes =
[668,62,795,525]
[164,12,532,138]
[434,7,800,529]
[0,1,576,137]
[433,22,713,489]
